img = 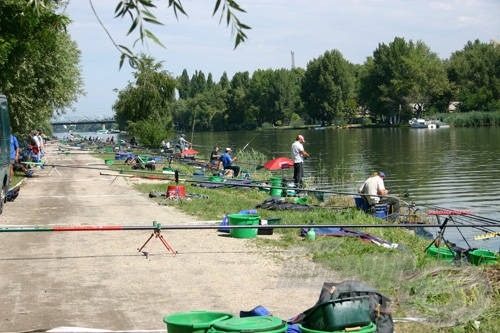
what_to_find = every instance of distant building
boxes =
[448,101,460,113]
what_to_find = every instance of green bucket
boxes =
[163,311,233,333]
[105,159,114,166]
[468,248,498,265]
[300,322,376,333]
[209,176,223,182]
[426,244,456,260]
[270,177,282,197]
[210,316,287,333]
[228,214,260,239]
[295,197,308,205]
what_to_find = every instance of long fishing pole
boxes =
[183,177,408,201]
[426,204,499,233]
[1,223,499,233]
[232,134,260,159]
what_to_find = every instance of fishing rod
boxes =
[1,223,499,233]
[184,177,408,201]
[425,204,499,232]
[232,134,260,159]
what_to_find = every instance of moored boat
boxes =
[409,118,449,129]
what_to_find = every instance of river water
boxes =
[55,128,499,251]
[189,127,499,251]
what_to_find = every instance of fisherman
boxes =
[210,146,221,169]
[358,171,400,214]
[219,148,240,178]
[291,134,309,188]
[178,134,191,153]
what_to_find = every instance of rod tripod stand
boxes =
[424,211,472,257]
[138,221,177,257]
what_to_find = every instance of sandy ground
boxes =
[0,141,324,332]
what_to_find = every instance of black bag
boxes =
[291,281,394,333]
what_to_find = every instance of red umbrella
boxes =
[180,148,199,156]
[263,157,294,171]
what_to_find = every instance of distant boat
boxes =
[96,129,109,134]
[409,118,449,129]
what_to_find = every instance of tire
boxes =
[0,183,7,215]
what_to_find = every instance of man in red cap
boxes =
[291,134,309,187]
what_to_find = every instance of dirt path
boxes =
[0,141,322,332]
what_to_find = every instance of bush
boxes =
[127,118,171,148]
[290,118,305,128]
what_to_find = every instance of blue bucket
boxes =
[373,204,388,218]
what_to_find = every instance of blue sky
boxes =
[57,0,500,121]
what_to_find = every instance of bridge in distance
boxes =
[51,119,117,131]
[51,119,116,126]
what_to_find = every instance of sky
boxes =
[57,0,500,121]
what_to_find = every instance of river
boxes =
[55,127,500,251]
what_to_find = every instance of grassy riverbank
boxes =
[123,158,499,333]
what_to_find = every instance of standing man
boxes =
[358,171,400,213]
[9,133,19,180]
[178,134,191,152]
[291,134,309,187]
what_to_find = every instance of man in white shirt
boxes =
[359,171,399,213]
[291,134,309,187]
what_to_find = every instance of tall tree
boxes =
[446,39,500,112]
[301,50,355,126]
[359,37,449,121]
[177,69,191,99]
[113,55,176,144]
[0,0,83,135]
[249,68,303,126]
[226,71,251,129]
[218,72,230,90]
[190,70,207,97]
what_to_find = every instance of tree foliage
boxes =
[359,37,450,122]
[446,39,500,112]
[301,50,355,126]
[0,0,83,135]
[113,55,176,145]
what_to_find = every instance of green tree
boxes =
[113,55,176,145]
[359,37,449,122]
[0,0,83,135]
[218,72,230,90]
[177,69,190,99]
[190,70,207,97]
[226,71,252,129]
[301,50,355,126]
[249,68,303,127]
[446,39,500,112]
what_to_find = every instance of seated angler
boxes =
[358,171,400,214]
[218,147,240,178]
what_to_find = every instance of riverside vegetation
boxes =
[91,150,499,333]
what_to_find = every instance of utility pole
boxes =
[291,51,295,69]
